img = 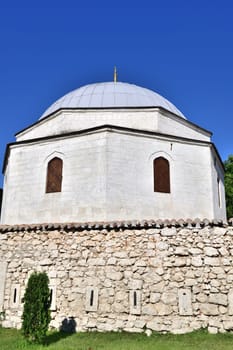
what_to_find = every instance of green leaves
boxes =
[22,272,51,344]
[224,155,233,219]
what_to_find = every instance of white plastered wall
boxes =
[16,109,210,143]
[1,132,108,224]
[1,128,221,225]
[105,131,215,221]
[210,148,226,220]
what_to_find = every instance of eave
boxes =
[3,124,222,174]
[15,106,212,138]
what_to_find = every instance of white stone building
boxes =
[0,81,226,224]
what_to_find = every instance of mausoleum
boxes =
[1,79,232,335]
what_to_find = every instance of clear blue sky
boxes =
[0,0,232,186]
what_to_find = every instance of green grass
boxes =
[1,327,233,350]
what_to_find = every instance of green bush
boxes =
[224,155,233,219]
[22,272,51,343]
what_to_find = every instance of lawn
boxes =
[1,327,233,350]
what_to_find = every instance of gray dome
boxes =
[40,82,185,119]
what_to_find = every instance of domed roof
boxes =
[40,82,185,119]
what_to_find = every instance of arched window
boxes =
[46,157,63,193]
[153,157,170,193]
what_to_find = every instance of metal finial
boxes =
[114,66,117,82]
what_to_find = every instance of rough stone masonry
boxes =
[1,219,233,334]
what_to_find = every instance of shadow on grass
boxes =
[44,317,76,345]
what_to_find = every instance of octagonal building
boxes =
[0,81,226,224]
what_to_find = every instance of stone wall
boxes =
[1,220,233,334]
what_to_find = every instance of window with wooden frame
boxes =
[46,157,63,193]
[153,157,170,193]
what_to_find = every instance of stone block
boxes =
[208,326,218,334]
[155,302,172,316]
[113,251,128,259]
[178,289,193,315]
[161,228,177,236]
[212,266,225,275]
[156,242,168,250]
[219,247,229,256]
[115,290,128,302]
[189,248,203,255]
[209,293,227,306]
[174,247,189,256]
[142,304,158,316]
[147,320,160,331]
[199,303,219,316]
[119,259,134,266]
[97,323,114,332]
[103,279,112,288]
[85,287,99,312]
[143,272,162,284]
[135,320,146,328]
[0,262,7,312]
[145,329,152,336]
[204,247,219,257]
[129,290,141,315]
[107,257,117,265]
[174,258,187,267]
[219,305,227,314]
[227,274,233,283]
[196,293,207,303]
[88,258,105,266]
[172,272,184,282]
[150,292,161,303]
[49,284,57,311]
[204,257,220,266]
[228,289,233,315]
[161,291,177,305]
[223,321,233,330]
[185,278,197,286]
[39,258,53,266]
[191,256,203,267]
[113,302,127,313]
[106,271,123,281]
[48,270,57,278]
[135,259,147,267]
[128,279,143,290]
[115,319,125,328]
[10,283,21,309]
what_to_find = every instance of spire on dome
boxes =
[114,66,117,82]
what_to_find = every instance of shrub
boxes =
[22,272,51,343]
[224,155,233,219]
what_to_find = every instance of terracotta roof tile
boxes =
[0,218,231,234]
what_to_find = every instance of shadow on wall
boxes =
[60,317,77,333]
[45,317,77,345]
[0,189,2,217]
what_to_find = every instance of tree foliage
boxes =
[224,155,233,219]
[22,272,51,343]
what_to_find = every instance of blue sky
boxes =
[0,0,232,186]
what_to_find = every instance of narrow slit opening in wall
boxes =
[90,290,94,307]
[50,289,53,305]
[133,291,137,307]
[13,288,17,304]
